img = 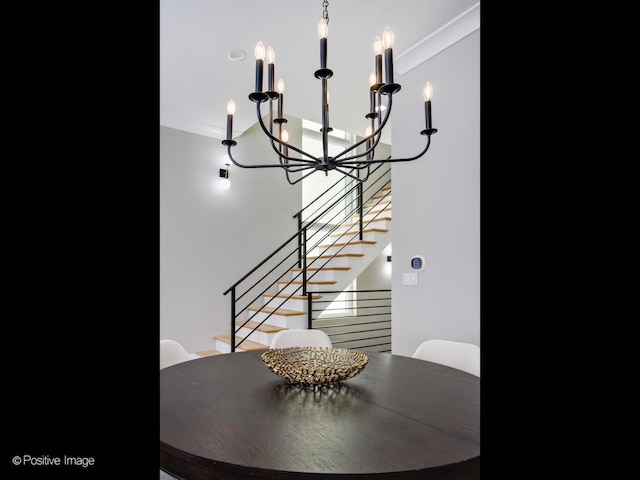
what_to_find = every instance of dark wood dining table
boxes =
[160,349,480,479]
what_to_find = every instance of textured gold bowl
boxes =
[261,347,369,385]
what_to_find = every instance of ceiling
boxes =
[160,0,479,145]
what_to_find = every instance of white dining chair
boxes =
[160,339,200,370]
[412,339,480,377]
[270,329,333,349]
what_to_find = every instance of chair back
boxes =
[270,329,333,349]
[412,339,480,376]
[160,339,197,369]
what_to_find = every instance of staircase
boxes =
[215,184,392,353]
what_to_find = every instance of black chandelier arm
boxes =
[330,129,385,165]
[266,127,317,167]
[284,167,319,185]
[279,163,318,173]
[224,145,306,170]
[273,149,318,170]
[334,160,371,170]
[255,102,318,164]
[356,134,435,164]
[225,146,276,169]
[330,92,394,163]
[328,132,380,165]
[334,165,371,183]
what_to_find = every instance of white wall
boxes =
[160,120,302,352]
[390,30,480,356]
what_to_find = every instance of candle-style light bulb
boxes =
[226,99,236,115]
[423,81,434,130]
[373,36,383,86]
[255,41,266,60]
[281,128,289,156]
[254,41,265,93]
[381,27,395,85]
[225,99,235,140]
[382,27,394,49]
[276,78,285,118]
[369,72,377,114]
[317,19,329,39]
[318,18,329,69]
[365,125,373,160]
[374,36,383,55]
[423,81,433,101]
[266,46,275,92]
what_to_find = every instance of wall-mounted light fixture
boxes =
[219,163,231,190]
[384,244,392,276]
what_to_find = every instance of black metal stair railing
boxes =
[311,289,392,353]
[222,163,391,352]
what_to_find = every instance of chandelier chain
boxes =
[322,0,329,23]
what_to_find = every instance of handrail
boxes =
[223,163,391,352]
[222,228,302,296]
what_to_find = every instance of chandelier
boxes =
[221,1,437,185]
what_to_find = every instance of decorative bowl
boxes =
[261,347,369,385]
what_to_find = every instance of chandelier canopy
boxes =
[221,1,437,185]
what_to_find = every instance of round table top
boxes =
[160,350,480,480]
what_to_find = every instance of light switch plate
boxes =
[403,272,418,285]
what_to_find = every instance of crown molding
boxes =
[162,4,480,139]
[160,112,229,140]
[395,2,480,76]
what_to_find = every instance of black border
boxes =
[4,3,159,477]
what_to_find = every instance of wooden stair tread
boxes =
[307,253,364,259]
[354,207,391,216]
[371,193,392,200]
[330,227,389,236]
[214,335,268,351]
[363,201,391,209]
[247,306,306,316]
[236,320,287,333]
[291,266,350,271]
[263,293,322,299]
[371,188,391,193]
[330,228,389,237]
[340,217,392,228]
[317,240,376,248]
[279,280,337,285]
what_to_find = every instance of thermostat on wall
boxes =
[410,255,425,271]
